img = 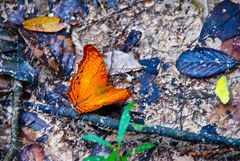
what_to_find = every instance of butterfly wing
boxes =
[66,45,108,105]
[214,76,230,104]
[76,87,131,114]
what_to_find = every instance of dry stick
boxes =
[27,104,240,148]
[4,80,23,161]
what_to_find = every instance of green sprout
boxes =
[81,102,156,161]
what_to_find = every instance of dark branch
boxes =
[25,103,240,148]
[4,80,23,161]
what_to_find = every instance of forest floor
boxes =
[1,0,240,161]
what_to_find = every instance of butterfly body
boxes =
[66,45,131,114]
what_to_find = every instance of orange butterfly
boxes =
[66,45,132,114]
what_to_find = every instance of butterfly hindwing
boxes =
[76,87,131,114]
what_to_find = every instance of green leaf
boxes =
[122,143,156,159]
[81,135,114,150]
[106,150,118,161]
[135,143,156,153]
[120,155,128,161]
[83,156,106,161]
[118,102,134,147]
[121,150,133,159]
[130,123,144,132]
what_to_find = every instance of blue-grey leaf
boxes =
[54,0,88,23]
[6,1,25,25]
[176,47,238,78]
[49,30,76,77]
[53,83,68,94]
[107,0,118,9]
[120,30,142,52]
[0,26,19,53]
[20,28,75,78]
[138,72,160,112]
[200,124,218,136]
[0,55,37,84]
[199,1,240,42]
[139,57,160,75]
[19,111,49,131]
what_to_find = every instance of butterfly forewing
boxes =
[67,45,108,105]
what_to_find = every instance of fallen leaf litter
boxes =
[1,0,240,160]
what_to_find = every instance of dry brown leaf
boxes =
[207,99,240,133]
[22,16,67,32]
[220,36,240,62]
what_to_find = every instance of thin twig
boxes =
[97,0,108,16]
[4,80,23,161]
[26,103,240,148]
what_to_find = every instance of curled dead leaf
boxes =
[104,50,142,75]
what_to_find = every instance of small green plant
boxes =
[81,102,156,161]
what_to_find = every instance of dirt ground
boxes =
[1,0,240,160]
[50,1,240,160]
